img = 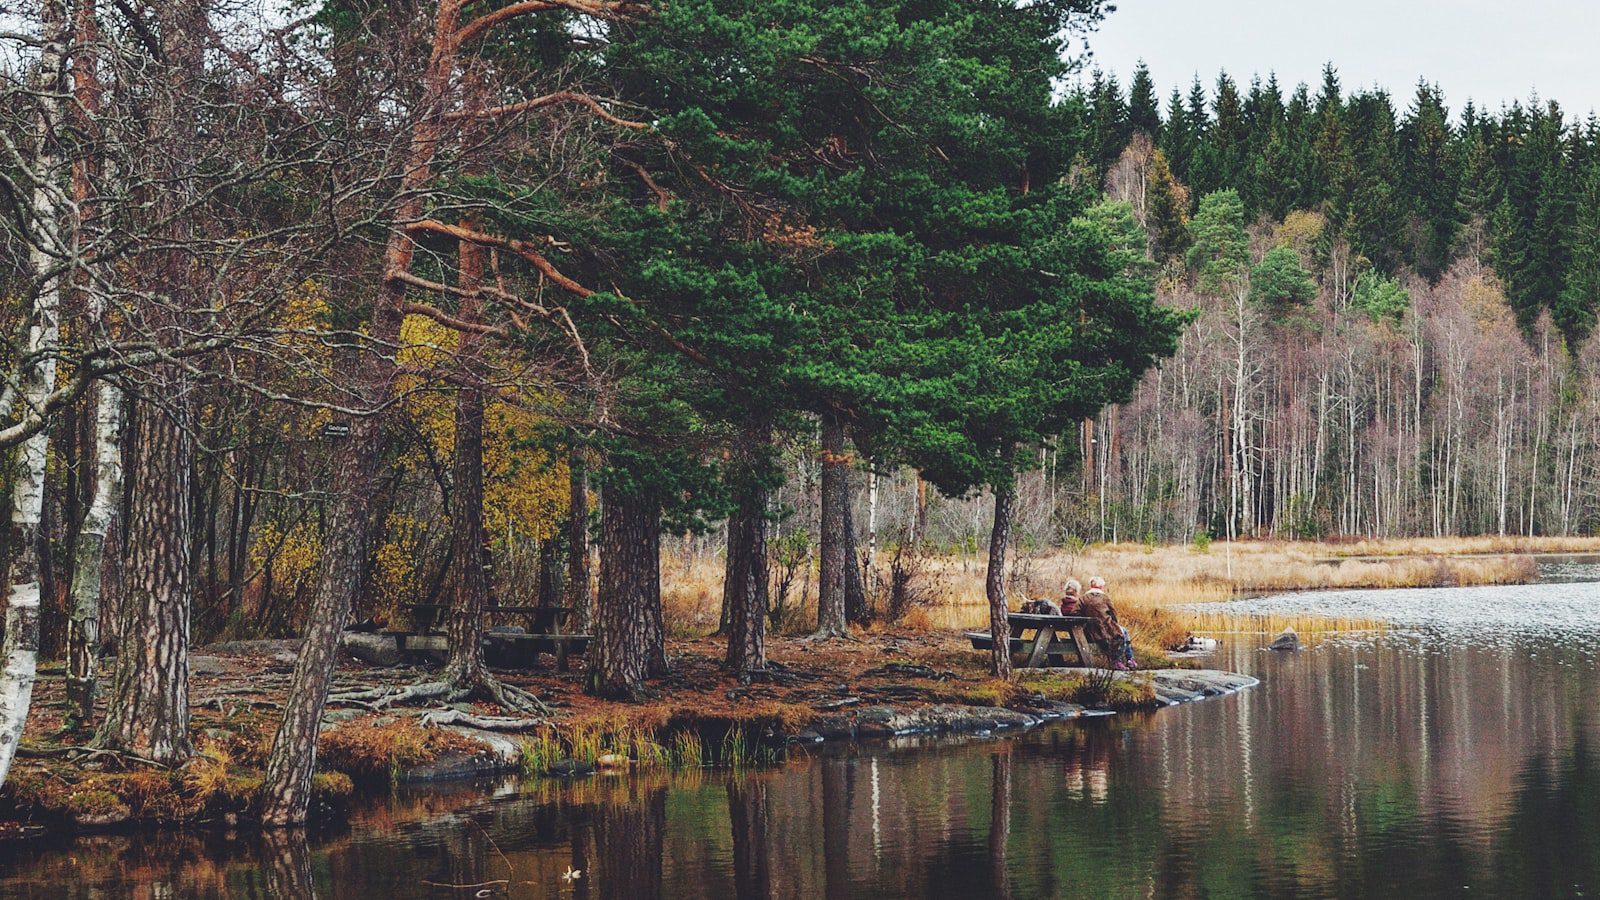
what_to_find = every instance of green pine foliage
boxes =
[1250,246,1318,307]
[1072,62,1600,346]
[1187,190,1250,295]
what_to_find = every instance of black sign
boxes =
[322,422,351,439]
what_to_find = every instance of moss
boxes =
[311,771,354,800]
[63,789,128,821]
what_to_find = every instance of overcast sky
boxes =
[1082,0,1600,120]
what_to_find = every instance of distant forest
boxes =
[1071,63,1600,341]
[874,64,1600,550]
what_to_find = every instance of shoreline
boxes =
[1,631,1255,837]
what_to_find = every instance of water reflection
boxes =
[7,619,1600,897]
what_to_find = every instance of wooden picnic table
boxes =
[964,612,1103,669]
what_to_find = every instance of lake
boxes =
[6,574,1600,898]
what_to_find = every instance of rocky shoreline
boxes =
[411,668,1259,782]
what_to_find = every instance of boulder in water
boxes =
[1269,628,1301,652]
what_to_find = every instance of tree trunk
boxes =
[590,483,658,698]
[97,395,194,763]
[537,538,560,608]
[814,412,850,637]
[724,421,771,675]
[986,483,1015,679]
[442,376,489,686]
[842,490,868,625]
[65,382,122,726]
[565,455,592,633]
[259,0,464,827]
[443,208,490,687]
[0,0,68,790]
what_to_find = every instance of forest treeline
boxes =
[1047,64,1600,544]
[0,0,1178,823]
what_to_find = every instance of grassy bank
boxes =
[665,534,1590,656]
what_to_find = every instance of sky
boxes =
[1081,0,1600,119]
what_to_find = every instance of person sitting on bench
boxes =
[1058,579,1083,615]
[1081,576,1133,670]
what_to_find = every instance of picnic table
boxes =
[389,603,591,670]
[964,612,1104,669]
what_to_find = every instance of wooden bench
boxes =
[965,612,1105,669]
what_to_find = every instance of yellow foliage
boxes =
[1275,210,1325,253]
[249,520,322,596]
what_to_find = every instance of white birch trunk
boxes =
[0,2,69,788]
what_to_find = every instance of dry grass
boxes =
[316,717,486,782]
[654,535,1561,652]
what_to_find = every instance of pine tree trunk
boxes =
[814,412,849,637]
[566,456,592,633]
[260,0,464,827]
[443,213,489,688]
[97,394,194,763]
[65,382,122,726]
[724,419,771,674]
[842,490,868,625]
[260,418,380,825]
[591,484,658,698]
[595,784,665,899]
[986,483,1015,679]
[443,380,488,686]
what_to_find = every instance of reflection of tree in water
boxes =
[990,751,1012,900]
[1490,727,1600,896]
[594,782,666,900]
[728,778,771,899]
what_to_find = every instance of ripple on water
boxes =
[1192,580,1600,656]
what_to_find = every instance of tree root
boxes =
[419,709,545,732]
[327,673,550,717]
[18,744,170,770]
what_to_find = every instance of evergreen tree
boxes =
[1128,61,1161,138]
[1250,245,1317,306]
[1557,162,1600,342]
[1146,149,1191,263]
[1160,86,1198,187]
[1399,82,1459,279]
[1188,189,1250,294]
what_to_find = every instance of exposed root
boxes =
[327,681,456,710]
[327,673,550,717]
[419,709,545,732]
[802,627,858,642]
[18,744,170,770]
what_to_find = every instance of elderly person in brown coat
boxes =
[1081,576,1133,669]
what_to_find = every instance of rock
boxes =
[340,631,401,667]
[190,655,228,676]
[1269,628,1301,651]
[595,753,628,769]
[788,730,824,745]
[546,758,597,778]
[809,714,857,740]
[814,696,861,711]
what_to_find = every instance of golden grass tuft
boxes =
[316,717,485,782]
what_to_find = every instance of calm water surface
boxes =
[7,577,1600,898]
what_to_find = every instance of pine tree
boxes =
[1250,245,1317,306]
[1399,82,1459,279]
[1557,162,1600,342]
[1146,149,1191,263]
[1128,61,1161,138]
[1160,87,1198,187]
[1188,189,1250,294]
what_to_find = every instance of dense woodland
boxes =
[1,0,1597,828]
